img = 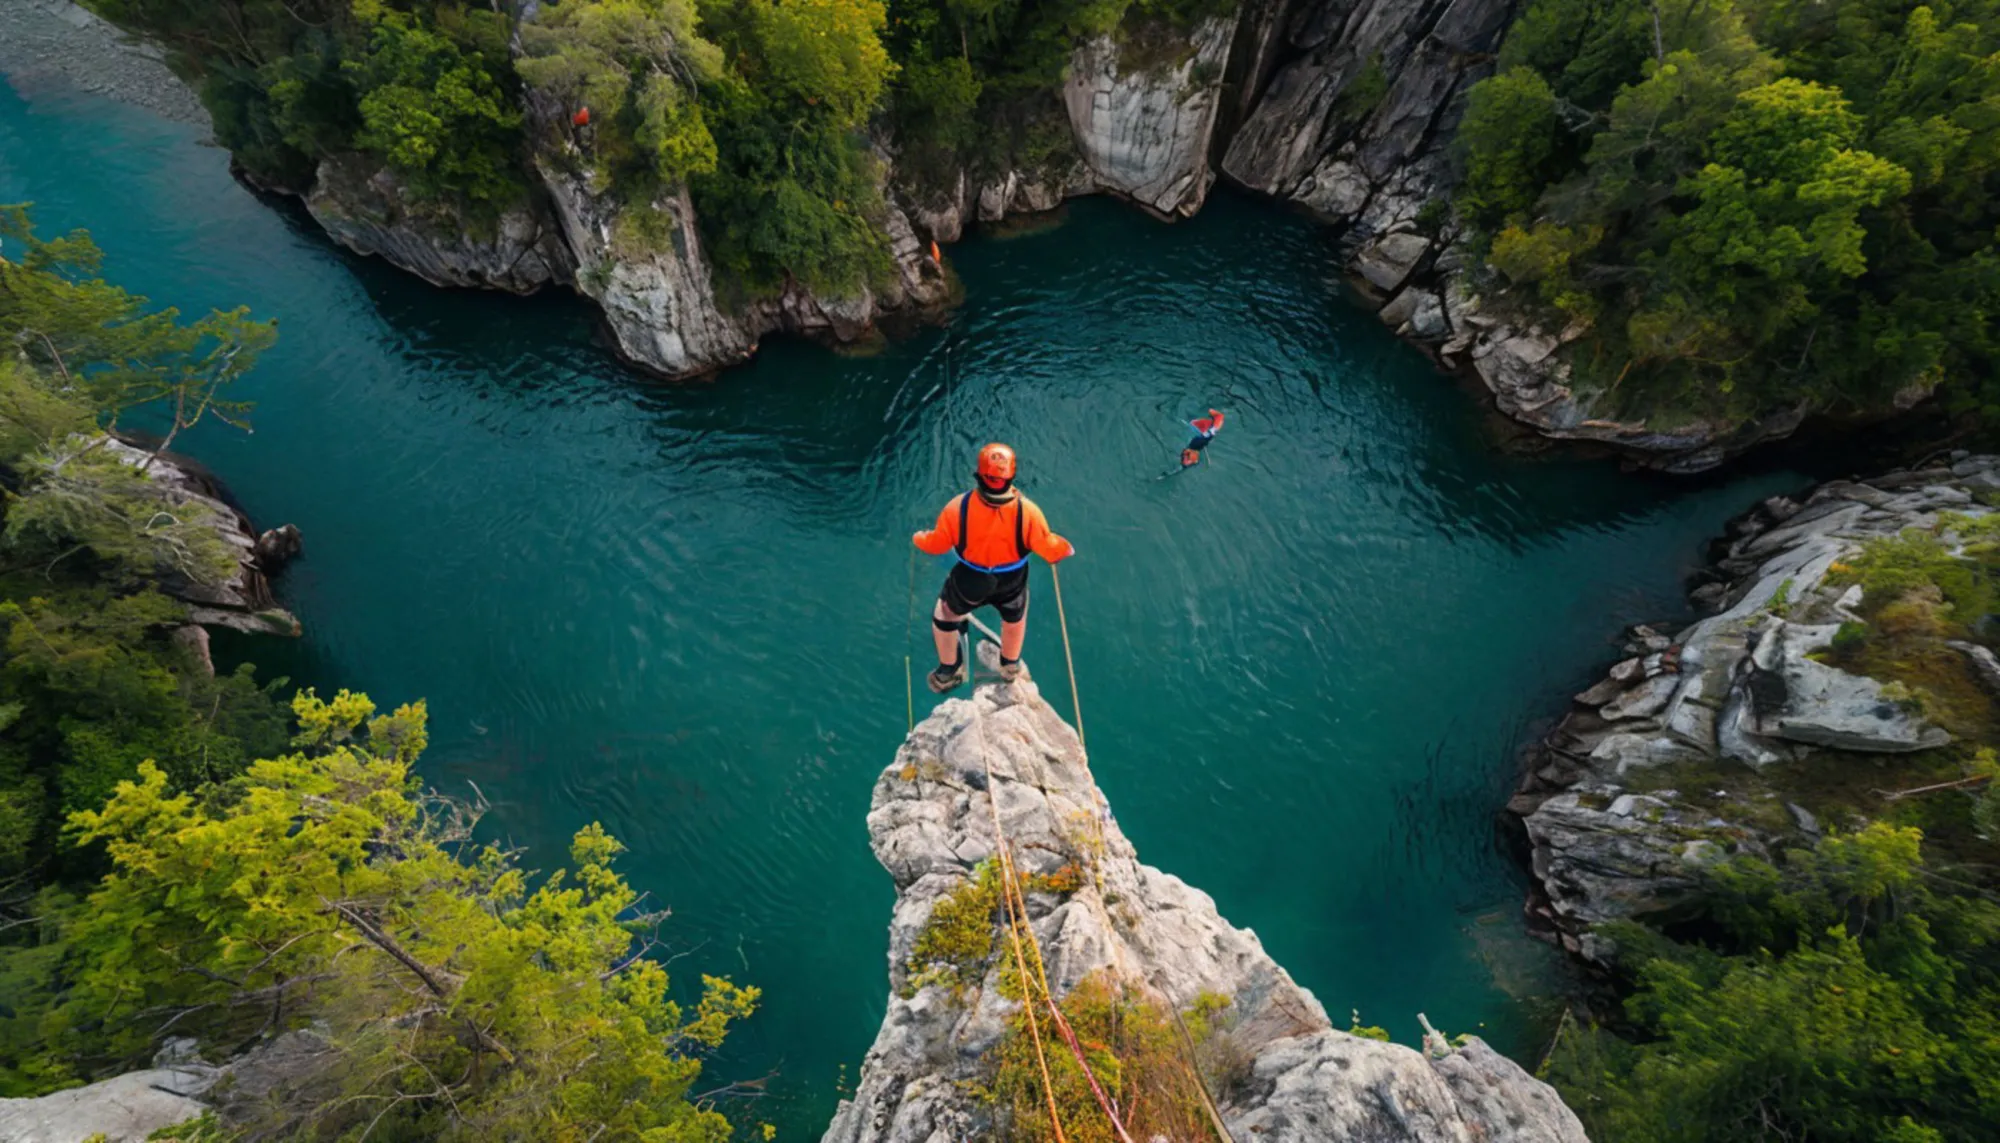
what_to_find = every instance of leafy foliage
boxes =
[1547,824,2000,1142]
[516,0,726,191]
[988,972,1223,1143]
[0,205,273,450]
[24,691,758,1139]
[1457,0,2000,422]
[90,0,524,209]
[344,0,525,205]
[0,213,757,1142]
[881,0,1125,192]
[690,0,899,294]
[905,858,1002,992]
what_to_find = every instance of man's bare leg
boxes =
[933,599,966,666]
[1001,615,1027,662]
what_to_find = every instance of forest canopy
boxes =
[88,0,1218,298]
[1455,0,2000,425]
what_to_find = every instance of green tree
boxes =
[517,0,725,189]
[41,689,759,1139]
[1457,67,1562,224]
[1548,825,2000,1143]
[0,207,273,580]
[691,0,898,293]
[1456,0,2000,420]
[0,205,274,443]
[345,1,525,206]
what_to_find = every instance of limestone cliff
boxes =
[826,643,1588,1143]
[1510,458,2000,962]
[302,154,575,295]
[903,18,1240,241]
[1215,0,1819,472]
[534,163,759,377]
[1063,18,1236,217]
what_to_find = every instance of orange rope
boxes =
[1051,564,1085,751]
[957,617,1198,1143]
[999,841,1137,1143]
[978,691,1069,1143]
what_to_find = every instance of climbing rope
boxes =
[1051,564,1086,752]
[905,544,917,733]
[998,837,1137,1143]
[975,677,1072,1143]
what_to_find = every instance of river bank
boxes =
[0,0,205,124]
[1510,455,2000,964]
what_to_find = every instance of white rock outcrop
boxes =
[1514,461,1999,957]
[101,437,302,637]
[825,643,1588,1143]
[304,154,575,294]
[537,166,759,377]
[0,1062,213,1143]
[1064,18,1236,216]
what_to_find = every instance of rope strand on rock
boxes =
[967,651,1136,1143]
[975,675,1070,1143]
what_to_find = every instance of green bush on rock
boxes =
[1547,824,2000,1143]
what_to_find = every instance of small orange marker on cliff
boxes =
[929,239,942,265]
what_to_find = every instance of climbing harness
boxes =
[953,490,1032,574]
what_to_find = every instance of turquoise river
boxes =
[1,77,1805,1136]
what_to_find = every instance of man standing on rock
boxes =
[913,443,1074,693]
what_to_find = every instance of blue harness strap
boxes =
[954,491,1030,574]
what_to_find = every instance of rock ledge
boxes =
[824,644,1587,1143]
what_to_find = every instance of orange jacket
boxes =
[914,491,1073,569]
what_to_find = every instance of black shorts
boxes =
[1186,433,1214,453]
[940,562,1030,623]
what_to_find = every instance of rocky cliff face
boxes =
[1510,458,2000,961]
[295,83,953,378]
[103,436,302,642]
[1063,18,1237,217]
[826,642,1588,1143]
[534,162,759,377]
[1223,0,1512,234]
[1214,0,1821,472]
[302,154,575,295]
[903,18,1240,242]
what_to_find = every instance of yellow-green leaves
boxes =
[749,0,896,124]
[47,689,755,1141]
[517,0,725,187]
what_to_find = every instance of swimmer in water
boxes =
[1181,408,1224,467]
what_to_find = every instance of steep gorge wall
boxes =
[233,0,1515,386]
[827,643,1589,1143]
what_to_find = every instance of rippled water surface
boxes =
[2,78,1805,1135]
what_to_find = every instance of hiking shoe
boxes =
[927,661,968,694]
[998,658,1025,682]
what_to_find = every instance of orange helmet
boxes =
[976,442,1017,490]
